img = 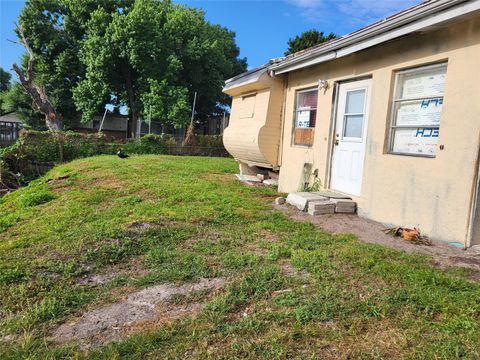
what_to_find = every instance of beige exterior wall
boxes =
[223,74,284,168]
[278,16,480,245]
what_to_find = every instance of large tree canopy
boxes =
[284,29,337,56]
[74,0,246,137]
[16,0,123,128]
[15,0,246,135]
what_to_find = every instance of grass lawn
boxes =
[1,155,480,359]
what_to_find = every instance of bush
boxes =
[0,130,229,186]
[122,133,176,154]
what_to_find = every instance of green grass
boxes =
[1,154,480,359]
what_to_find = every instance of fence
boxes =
[0,121,22,146]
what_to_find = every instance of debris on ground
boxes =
[274,197,286,205]
[276,204,480,272]
[76,273,115,286]
[383,226,432,246]
[235,172,279,186]
[46,174,71,185]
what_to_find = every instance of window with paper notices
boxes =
[389,63,447,157]
[293,88,318,146]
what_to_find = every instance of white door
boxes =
[330,79,372,196]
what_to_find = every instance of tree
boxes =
[17,0,135,129]
[0,67,12,114]
[284,30,337,56]
[1,82,45,128]
[17,0,246,137]
[73,0,246,137]
[0,68,11,92]
[12,23,64,130]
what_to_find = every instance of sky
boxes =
[0,0,420,79]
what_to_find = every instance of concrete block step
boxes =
[330,198,357,213]
[286,192,328,211]
[308,200,335,215]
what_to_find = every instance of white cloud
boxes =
[285,0,421,27]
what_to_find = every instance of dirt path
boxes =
[52,278,225,349]
[275,203,480,273]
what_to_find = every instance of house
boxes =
[223,0,480,247]
[137,114,230,140]
[72,114,129,141]
[0,112,23,146]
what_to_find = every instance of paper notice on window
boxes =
[296,110,310,128]
[392,128,439,155]
[396,98,443,126]
[401,71,446,98]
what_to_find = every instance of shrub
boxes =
[0,130,229,186]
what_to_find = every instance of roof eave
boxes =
[270,0,479,75]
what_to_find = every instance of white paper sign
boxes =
[393,127,439,155]
[296,110,311,128]
[396,98,443,126]
[401,71,446,98]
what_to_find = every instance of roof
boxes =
[0,112,22,123]
[223,58,284,91]
[224,0,480,86]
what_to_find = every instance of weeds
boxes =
[1,155,480,359]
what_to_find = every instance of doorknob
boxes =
[335,139,339,146]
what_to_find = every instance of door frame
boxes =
[326,76,372,195]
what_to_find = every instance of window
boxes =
[239,93,256,118]
[343,89,366,138]
[294,88,318,146]
[389,63,447,157]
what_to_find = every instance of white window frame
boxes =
[342,87,368,143]
[294,88,318,129]
[388,62,447,158]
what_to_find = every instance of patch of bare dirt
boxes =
[75,254,150,287]
[46,174,71,186]
[76,273,115,286]
[280,261,310,279]
[52,277,225,349]
[127,221,152,230]
[275,203,480,274]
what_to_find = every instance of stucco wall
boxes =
[278,16,480,245]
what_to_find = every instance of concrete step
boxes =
[308,200,335,215]
[286,192,329,211]
[330,198,357,213]
[286,191,357,215]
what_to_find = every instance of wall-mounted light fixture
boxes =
[318,79,329,91]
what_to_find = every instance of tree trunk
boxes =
[122,62,137,139]
[12,24,62,131]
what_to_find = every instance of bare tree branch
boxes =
[12,23,63,131]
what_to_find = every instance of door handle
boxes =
[335,139,339,146]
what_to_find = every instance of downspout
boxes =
[465,131,480,248]
[278,75,288,168]
[324,82,339,189]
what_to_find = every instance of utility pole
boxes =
[98,106,108,134]
[148,105,152,134]
[190,91,197,126]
